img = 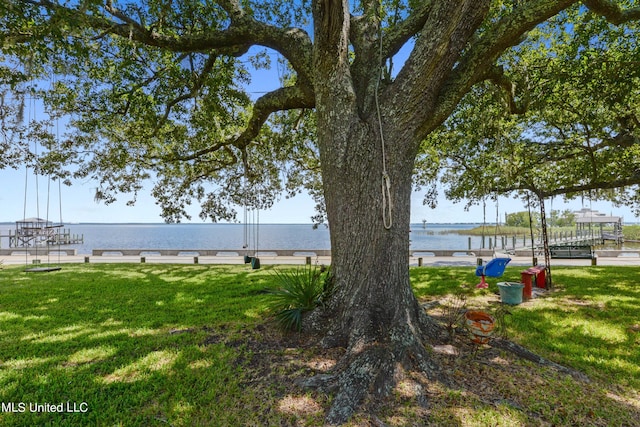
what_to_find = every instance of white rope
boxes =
[375,8,392,230]
[252,208,259,257]
[243,205,248,250]
[493,195,499,256]
[242,175,249,252]
[255,208,259,257]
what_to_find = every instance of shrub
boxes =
[265,264,329,331]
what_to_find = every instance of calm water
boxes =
[0,223,481,255]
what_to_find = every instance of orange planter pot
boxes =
[464,310,495,344]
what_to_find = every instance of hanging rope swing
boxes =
[22,95,63,273]
[493,194,501,255]
[526,192,536,265]
[241,172,260,270]
[250,208,260,269]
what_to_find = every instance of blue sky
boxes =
[1,46,638,224]
[0,163,635,224]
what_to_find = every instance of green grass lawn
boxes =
[0,263,638,426]
[411,266,640,389]
[0,264,279,426]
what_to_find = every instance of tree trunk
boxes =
[306,2,486,423]
[305,108,445,423]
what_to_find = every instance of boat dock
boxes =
[0,222,84,249]
[474,229,611,253]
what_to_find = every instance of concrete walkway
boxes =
[2,253,639,267]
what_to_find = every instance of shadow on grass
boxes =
[411,265,640,425]
[1,264,638,426]
[411,266,640,384]
[0,264,281,426]
[511,267,640,385]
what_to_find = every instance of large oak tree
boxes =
[2,0,640,423]
[424,6,640,212]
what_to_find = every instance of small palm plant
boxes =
[265,264,330,332]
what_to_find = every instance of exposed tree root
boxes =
[299,307,449,425]
[299,340,442,425]
[490,337,590,382]
[297,312,590,425]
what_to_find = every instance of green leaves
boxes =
[264,264,330,331]
[3,0,640,222]
[423,4,640,213]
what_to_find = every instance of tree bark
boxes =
[308,35,446,417]
[305,115,446,424]
[306,1,484,423]
[301,0,612,423]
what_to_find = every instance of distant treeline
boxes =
[504,210,576,228]
[454,222,640,240]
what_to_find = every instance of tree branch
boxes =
[18,0,314,85]
[583,0,640,25]
[238,84,315,149]
[381,2,434,60]
[425,0,579,136]
[348,1,381,114]
[525,132,639,163]
[155,53,219,131]
[216,0,244,21]
[391,0,489,139]
[313,0,350,64]
[496,175,640,199]
[348,1,436,115]
[104,0,142,30]
[165,84,314,162]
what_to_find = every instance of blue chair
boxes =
[475,257,511,288]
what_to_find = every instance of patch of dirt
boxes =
[201,320,639,426]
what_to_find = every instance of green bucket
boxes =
[497,282,524,305]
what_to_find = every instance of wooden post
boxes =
[141,256,146,263]
[84,256,90,263]
[194,256,199,264]
[418,257,423,267]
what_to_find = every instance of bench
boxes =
[520,265,546,299]
[549,245,594,259]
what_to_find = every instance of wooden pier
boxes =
[2,228,84,247]
[0,248,77,256]
[0,219,83,249]
[469,229,609,253]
